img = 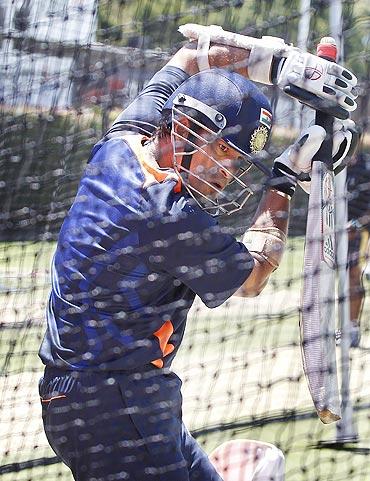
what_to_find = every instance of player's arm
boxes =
[233,127,315,299]
[111,42,253,134]
[234,189,290,297]
[112,24,357,137]
[235,119,358,298]
[176,24,357,120]
[166,41,250,77]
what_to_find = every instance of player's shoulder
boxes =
[89,132,139,160]
[83,134,147,199]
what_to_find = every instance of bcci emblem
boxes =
[250,125,269,153]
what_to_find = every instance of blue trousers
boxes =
[39,367,223,481]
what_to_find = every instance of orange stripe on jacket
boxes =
[151,320,175,368]
[41,394,67,403]
[122,135,182,193]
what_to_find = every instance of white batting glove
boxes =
[278,51,358,119]
[248,40,358,119]
[272,119,359,195]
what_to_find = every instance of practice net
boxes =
[1,1,370,480]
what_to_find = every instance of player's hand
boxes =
[277,51,358,120]
[273,119,359,194]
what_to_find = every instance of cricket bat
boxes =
[300,37,341,424]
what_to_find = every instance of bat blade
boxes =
[301,162,340,423]
[300,37,341,424]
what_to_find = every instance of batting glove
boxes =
[271,119,359,195]
[276,51,358,120]
[248,40,358,119]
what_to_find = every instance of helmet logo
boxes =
[250,125,269,153]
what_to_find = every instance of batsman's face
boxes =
[188,139,245,198]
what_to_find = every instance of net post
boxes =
[335,167,359,442]
[329,0,359,443]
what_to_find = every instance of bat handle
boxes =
[312,37,337,170]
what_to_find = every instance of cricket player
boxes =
[38,26,358,481]
[346,149,370,347]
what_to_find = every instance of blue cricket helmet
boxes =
[162,69,273,216]
[162,68,273,159]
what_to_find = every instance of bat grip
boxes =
[314,109,334,169]
[312,49,336,170]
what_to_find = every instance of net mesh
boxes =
[1,1,370,480]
